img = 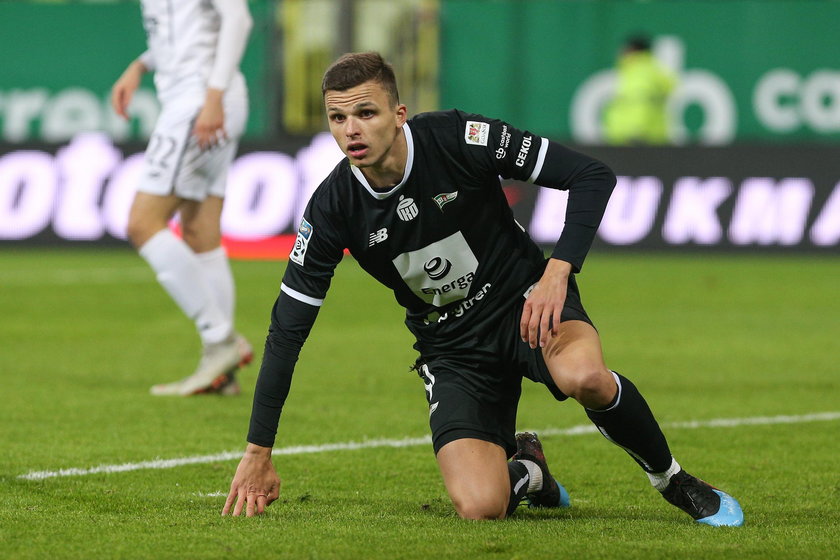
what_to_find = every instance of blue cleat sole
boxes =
[526,477,571,509]
[556,479,571,508]
[697,490,744,527]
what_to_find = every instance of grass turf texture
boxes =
[1,248,838,559]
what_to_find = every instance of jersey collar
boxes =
[350,122,414,200]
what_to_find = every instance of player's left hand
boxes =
[193,88,226,150]
[520,258,573,349]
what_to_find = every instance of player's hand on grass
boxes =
[193,88,226,150]
[520,258,573,349]
[111,60,147,120]
[222,443,281,517]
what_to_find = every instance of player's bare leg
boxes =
[126,191,182,248]
[541,320,743,526]
[435,436,567,520]
[178,196,223,253]
[540,319,616,409]
[435,438,511,520]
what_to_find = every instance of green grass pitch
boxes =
[1,248,838,559]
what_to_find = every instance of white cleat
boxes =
[234,333,254,368]
[209,333,252,396]
[150,335,241,396]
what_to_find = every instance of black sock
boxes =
[585,372,672,473]
[506,460,531,516]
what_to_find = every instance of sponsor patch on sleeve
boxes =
[289,218,313,266]
[464,121,489,146]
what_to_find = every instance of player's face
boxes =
[324,80,407,170]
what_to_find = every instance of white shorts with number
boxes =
[137,75,248,201]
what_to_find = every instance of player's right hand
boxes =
[110,60,145,120]
[221,443,281,517]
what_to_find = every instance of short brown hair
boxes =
[321,52,400,106]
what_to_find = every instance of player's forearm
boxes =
[246,336,300,447]
[539,142,617,272]
[119,58,149,84]
[246,292,320,447]
[204,88,224,104]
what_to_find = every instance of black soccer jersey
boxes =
[247,109,616,447]
[283,109,613,348]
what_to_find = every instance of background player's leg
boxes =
[129,192,232,346]
[128,192,238,395]
[180,196,232,320]
[181,197,253,390]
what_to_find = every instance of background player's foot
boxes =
[661,470,744,526]
[149,335,241,396]
[513,432,571,508]
[233,333,253,368]
[188,333,251,396]
[215,375,241,396]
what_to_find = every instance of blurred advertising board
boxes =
[0,1,274,144]
[440,0,840,145]
[1,135,837,257]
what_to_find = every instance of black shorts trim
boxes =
[433,427,512,456]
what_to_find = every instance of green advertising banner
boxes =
[440,0,840,144]
[0,0,273,142]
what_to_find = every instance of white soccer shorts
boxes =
[137,84,248,201]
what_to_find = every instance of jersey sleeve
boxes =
[282,191,347,304]
[454,110,616,272]
[247,291,319,447]
[246,190,347,447]
[207,0,253,90]
[534,142,616,271]
[138,50,156,72]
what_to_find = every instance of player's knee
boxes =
[452,494,507,521]
[126,213,155,248]
[565,365,615,408]
[180,222,200,247]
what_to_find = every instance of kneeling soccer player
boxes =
[222,52,743,527]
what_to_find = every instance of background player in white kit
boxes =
[110,0,253,396]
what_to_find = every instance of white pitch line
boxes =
[18,411,840,481]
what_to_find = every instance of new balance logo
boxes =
[368,228,388,246]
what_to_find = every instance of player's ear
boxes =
[395,104,407,126]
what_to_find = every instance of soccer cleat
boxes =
[193,333,252,396]
[215,375,241,396]
[513,432,571,509]
[232,333,254,369]
[209,333,252,396]
[150,334,241,396]
[661,470,744,527]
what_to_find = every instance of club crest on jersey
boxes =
[396,195,419,221]
[464,121,489,146]
[290,218,313,266]
[432,191,458,211]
